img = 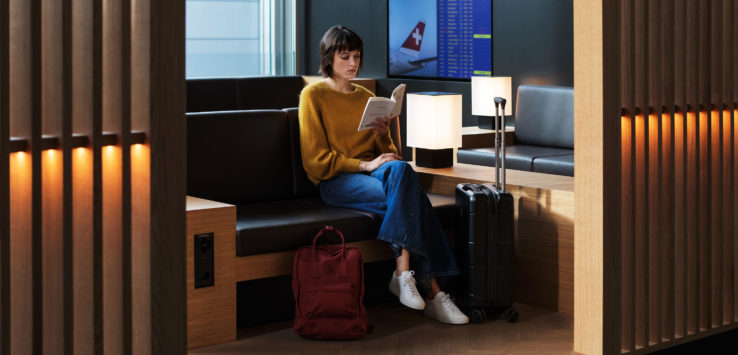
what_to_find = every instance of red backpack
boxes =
[292,226,368,340]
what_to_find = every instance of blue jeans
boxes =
[319,161,460,278]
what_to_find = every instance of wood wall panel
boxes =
[102,146,123,355]
[130,0,151,354]
[0,0,9,352]
[1,0,185,353]
[42,149,64,355]
[9,152,32,355]
[73,147,94,355]
[41,0,65,352]
[579,0,738,353]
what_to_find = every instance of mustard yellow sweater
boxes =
[299,81,397,185]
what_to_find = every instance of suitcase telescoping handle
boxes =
[494,97,507,192]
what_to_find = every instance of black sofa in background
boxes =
[458,85,575,176]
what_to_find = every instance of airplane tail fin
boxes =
[399,20,426,57]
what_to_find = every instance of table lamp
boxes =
[472,76,512,129]
[406,92,462,168]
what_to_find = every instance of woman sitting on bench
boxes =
[298,25,468,325]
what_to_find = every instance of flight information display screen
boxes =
[388,0,492,80]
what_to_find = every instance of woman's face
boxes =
[331,49,361,80]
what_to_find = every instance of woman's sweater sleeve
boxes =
[298,89,362,183]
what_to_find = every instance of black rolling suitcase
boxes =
[454,97,518,324]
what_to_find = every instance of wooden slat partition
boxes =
[0,0,9,353]
[575,0,738,354]
[0,0,185,354]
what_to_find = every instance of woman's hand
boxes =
[370,116,393,136]
[359,152,402,172]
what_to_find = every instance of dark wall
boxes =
[299,0,388,77]
[298,0,573,155]
[493,0,574,90]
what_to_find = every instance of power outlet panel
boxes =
[194,232,215,288]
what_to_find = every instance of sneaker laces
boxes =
[403,271,421,298]
[440,293,460,313]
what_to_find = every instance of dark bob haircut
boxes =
[319,25,363,78]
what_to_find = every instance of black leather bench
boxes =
[187,108,457,259]
[458,85,574,176]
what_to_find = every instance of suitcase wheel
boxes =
[469,308,486,324]
[504,307,519,323]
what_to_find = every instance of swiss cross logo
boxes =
[401,21,426,51]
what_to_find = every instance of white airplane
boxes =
[389,20,437,75]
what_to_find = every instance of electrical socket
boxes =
[194,233,215,288]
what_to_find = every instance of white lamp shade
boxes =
[471,76,512,117]
[406,92,462,150]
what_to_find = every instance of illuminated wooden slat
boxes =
[722,108,733,326]
[699,109,710,331]
[661,111,675,342]
[686,110,699,335]
[632,0,649,348]
[0,0,8,351]
[648,111,660,345]
[710,108,723,329]
[621,114,635,352]
[710,0,725,329]
[9,0,34,353]
[70,4,94,350]
[660,0,676,342]
[102,0,124,351]
[674,110,687,338]
[635,113,649,348]
[130,0,151,352]
[41,0,65,351]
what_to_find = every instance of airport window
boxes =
[186,0,296,78]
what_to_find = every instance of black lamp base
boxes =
[477,116,494,129]
[415,148,453,168]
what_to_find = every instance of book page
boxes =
[358,97,394,131]
[389,84,406,117]
[357,83,406,131]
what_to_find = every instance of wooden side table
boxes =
[186,196,237,349]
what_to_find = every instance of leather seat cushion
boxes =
[532,154,574,176]
[236,194,458,257]
[457,145,574,172]
[236,199,379,257]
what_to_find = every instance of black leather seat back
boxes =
[237,76,304,110]
[514,85,574,149]
[187,76,305,113]
[284,107,320,198]
[186,78,239,112]
[187,110,295,205]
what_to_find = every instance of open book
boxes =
[357,84,406,131]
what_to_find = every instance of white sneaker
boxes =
[423,292,470,324]
[389,270,425,310]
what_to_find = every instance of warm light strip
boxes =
[6,132,147,152]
